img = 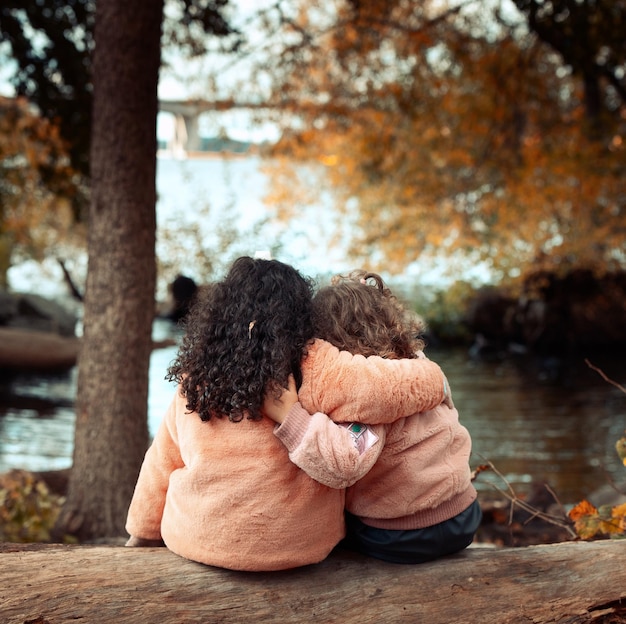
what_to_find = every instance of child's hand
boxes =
[263,374,299,424]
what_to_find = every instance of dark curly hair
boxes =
[167,256,315,422]
[312,270,425,360]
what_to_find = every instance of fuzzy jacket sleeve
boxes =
[274,402,385,489]
[125,391,185,540]
[299,339,450,425]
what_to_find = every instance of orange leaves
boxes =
[567,423,626,541]
[569,434,626,540]
[568,500,626,540]
[568,499,597,522]
[565,375,626,542]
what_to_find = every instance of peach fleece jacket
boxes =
[276,340,476,530]
[125,386,345,571]
[345,405,476,530]
[126,339,448,571]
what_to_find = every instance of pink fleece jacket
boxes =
[275,340,477,530]
[125,339,448,571]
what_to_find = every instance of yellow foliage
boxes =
[0,470,65,543]
[0,96,84,285]
[612,503,626,531]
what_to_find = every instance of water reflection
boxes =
[0,319,179,474]
[434,348,626,504]
[1,328,625,504]
[0,370,77,472]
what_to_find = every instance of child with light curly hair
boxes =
[266,270,481,564]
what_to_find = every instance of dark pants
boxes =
[341,499,482,564]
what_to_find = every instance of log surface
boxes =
[1,540,625,623]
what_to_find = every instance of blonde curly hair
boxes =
[312,270,425,359]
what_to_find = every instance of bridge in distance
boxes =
[159,98,266,153]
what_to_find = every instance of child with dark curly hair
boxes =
[125,257,450,571]
[265,271,481,564]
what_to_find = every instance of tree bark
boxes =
[1,541,625,624]
[54,0,163,540]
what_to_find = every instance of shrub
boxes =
[0,469,64,542]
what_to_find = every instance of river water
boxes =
[1,317,624,505]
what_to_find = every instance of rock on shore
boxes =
[0,290,79,372]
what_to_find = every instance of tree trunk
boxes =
[1,541,625,624]
[54,0,163,540]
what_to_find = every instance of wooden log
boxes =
[1,540,625,623]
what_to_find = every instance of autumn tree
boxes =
[2,1,242,543]
[253,0,625,281]
[0,96,82,287]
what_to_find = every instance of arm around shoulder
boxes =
[300,339,449,424]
